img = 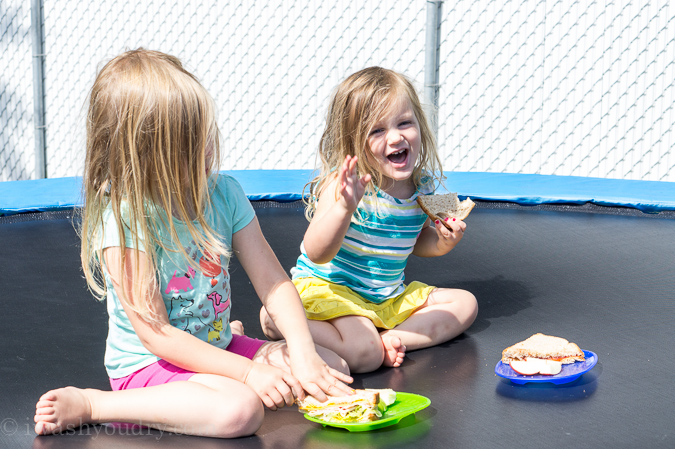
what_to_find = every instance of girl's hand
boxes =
[289,350,353,402]
[433,217,466,253]
[243,363,303,411]
[300,155,371,263]
[337,155,371,214]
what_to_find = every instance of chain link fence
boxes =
[1,0,674,183]
[2,0,426,181]
[438,0,674,181]
[1,2,34,181]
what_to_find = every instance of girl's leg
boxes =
[258,311,353,375]
[380,288,478,353]
[251,340,350,378]
[35,374,263,438]
[260,306,282,340]
[307,316,390,373]
[261,306,402,372]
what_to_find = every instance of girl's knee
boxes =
[316,345,350,376]
[463,290,479,321]
[450,289,478,329]
[344,336,385,373]
[259,306,282,340]
[210,386,264,438]
[433,288,478,313]
[259,305,268,322]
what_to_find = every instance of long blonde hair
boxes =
[305,67,443,220]
[80,48,227,321]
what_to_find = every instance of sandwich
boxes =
[502,333,585,364]
[502,333,585,375]
[417,192,475,229]
[297,388,396,423]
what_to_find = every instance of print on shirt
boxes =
[168,296,195,333]
[165,266,196,294]
[207,319,224,342]
[207,291,231,321]
[169,296,194,318]
[199,252,223,278]
[200,252,222,288]
[164,243,231,341]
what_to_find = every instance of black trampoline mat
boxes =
[2,201,674,449]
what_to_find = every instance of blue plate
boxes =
[303,392,431,432]
[495,350,598,385]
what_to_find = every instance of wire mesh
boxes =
[40,0,425,179]
[1,0,673,182]
[1,1,34,181]
[438,0,675,181]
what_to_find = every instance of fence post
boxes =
[30,0,46,179]
[424,0,443,136]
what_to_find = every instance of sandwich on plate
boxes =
[417,192,475,229]
[502,333,585,375]
[297,388,396,423]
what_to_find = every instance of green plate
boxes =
[303,392,431,432]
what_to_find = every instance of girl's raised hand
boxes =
[243,363,303,411]
[337,155,371,213]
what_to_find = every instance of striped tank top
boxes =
[291,183,433,303]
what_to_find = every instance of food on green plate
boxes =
[297,388,397,423]
[367,388,396,407]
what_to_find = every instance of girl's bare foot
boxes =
[231,320,245,336]
[34,387,95,435]
[381,334,406,367]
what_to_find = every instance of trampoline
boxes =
[1,171,674,449]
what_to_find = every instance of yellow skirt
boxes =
[293,277,435,330]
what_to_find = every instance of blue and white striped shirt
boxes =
[291,183,433,303]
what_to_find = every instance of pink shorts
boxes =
[109,334,267,391]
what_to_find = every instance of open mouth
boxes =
[387,148,408,164]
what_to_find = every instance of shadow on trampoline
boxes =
[495,367,601,402]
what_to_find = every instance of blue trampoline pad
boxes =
[1,170,674,216]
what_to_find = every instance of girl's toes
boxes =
[381,335,406,367]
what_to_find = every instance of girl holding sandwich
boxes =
[260,67,478,373]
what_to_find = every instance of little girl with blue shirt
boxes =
[34,49,352,438]
[261,67,478,373]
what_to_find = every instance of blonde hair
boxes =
[80,48,227,321]
[305,67,443,220]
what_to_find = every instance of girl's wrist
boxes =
[286,337,318,358]
[238,359,257,385]
[333,199,356,218]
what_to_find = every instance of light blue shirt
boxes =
[99,174,255,378]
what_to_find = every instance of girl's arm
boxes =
[303,155,371,263]
[412,217,466,257]
[103,246,302,410]
[232,216,353,401]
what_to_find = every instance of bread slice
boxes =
[417,193,475,229]
[297,389,381,423]
[502,333,585,364]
